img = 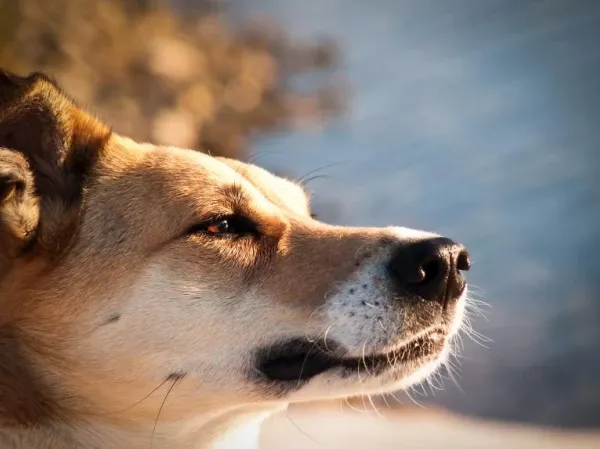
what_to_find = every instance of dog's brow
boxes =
[220,183,253,211]
[222,183,245,201]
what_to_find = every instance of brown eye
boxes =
[186,215,258,238]
[206,220,230,234]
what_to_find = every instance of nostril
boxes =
[457,250,471,272]
[406,264,426,284]
[420,259,440,285]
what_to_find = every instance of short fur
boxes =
[0,69,470,449]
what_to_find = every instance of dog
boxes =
[0,69,471,449]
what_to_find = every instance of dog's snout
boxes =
[387,237,470,306]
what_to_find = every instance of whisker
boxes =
[413,379,430,398]
[464,305,490,321]
[462,327,493,347]
[361,342,372,378]
[298,174,331,187]
[246,150,283,166]
[444,358,464,393]
[465,297,491,307]
[452,351,472,361]
[360,395,369,414]
[379,388,392,410]
[404,387,425,408]
[426,371,443,394]
[464,297,491,318]
[150,373,184,449]
[454,331,465,352]
[356,342,366,383]
[285,407,324,446]
[344,397,369,413]
[98,377,174,417]
[295,162,347,188]
[387,390,405,406]
[323,325,334,352]
[465,283,488,296]
[366,394,385,421]
[305,303,328,341]
[385,347,394,374]
[297,325,334,388]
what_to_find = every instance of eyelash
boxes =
[186,215,258,238]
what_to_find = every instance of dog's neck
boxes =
[0,405,282,449]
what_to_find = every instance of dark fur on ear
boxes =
[0,69,112,257]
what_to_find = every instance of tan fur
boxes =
[0,70,469,449]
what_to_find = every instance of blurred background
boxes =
[1,0,599,434]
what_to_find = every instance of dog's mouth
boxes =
[257,328,447,383]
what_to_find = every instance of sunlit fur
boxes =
[402,285,491,405]
[0,70,476,449]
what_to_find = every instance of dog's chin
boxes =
[254,327,448,391]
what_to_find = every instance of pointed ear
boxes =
[0,69,111,259]
[0,69,112,202]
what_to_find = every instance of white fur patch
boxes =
[324,246,402,355]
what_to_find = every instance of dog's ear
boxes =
[0,149,39,271]
[0,69,111,259]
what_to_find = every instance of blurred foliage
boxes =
[0,1,19,50]
[0,0,346,160]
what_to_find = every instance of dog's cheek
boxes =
[0,327,64,427]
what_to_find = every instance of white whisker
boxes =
[404,387,426,408]
[323,325,334,352]
[344,397,369,413]
[366,394,385,421]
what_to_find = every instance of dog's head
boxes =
[0,70,470,428]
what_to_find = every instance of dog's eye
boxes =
[186,215,257,237]
[206,220,231,235]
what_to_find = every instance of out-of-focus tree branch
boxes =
[0,0,347,161]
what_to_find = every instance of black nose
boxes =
[387,237,470,307]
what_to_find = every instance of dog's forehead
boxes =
[100,143,309,221]
[151,146,243,188]
[105,144,246,198]
[216,157,310,216]
[119,146,310,214]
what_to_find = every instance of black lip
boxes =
[256,338,341,382]
[255,330,446,383]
